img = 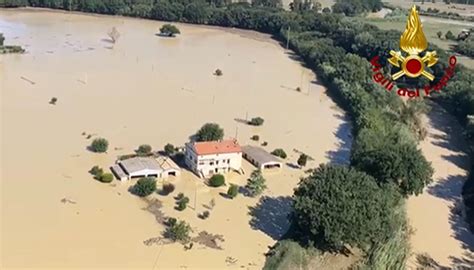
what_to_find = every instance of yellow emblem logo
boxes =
[388,6,438,81]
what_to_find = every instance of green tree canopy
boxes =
[132,177,157,197]
[195,123,224,141]
[352,142,433,196]
[293,164,400,251]
[160,24,181,36]
[246,169,267,197]
[90,138,109,153]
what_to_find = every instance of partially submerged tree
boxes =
[297,153,308,167]
[137,144,152,156]
[164,219,192,243]
[246,170,267,197]
[132,177,157,197]
[164,143,176,156]
[227,184,239,198]
[108,27,120,43]
[271,148,287,159]
[159,24,181,37]
[209,174,225,187]
[293,164,400,251]
[90,138,109,153]
[195,123,224,141]
[248,117,265,126]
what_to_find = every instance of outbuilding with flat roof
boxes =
[111,156,180,181]
[242,145,282,170]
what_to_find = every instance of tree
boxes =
[445,30,455,40]
[227,184,239,198]
[437,31,443,39]
[90,138,109,153]
[164,143,176,156]
[137,144,152,156]
[176,197,189,210]
[352,142,433,196]
[164,219,192,242]
[108,27,120,43]
[161,182,175,195]
[248,117,265,126]
[214,69,223,76]
[209,174,225,187]
[271,148,287,159]
[297,153,308,167]
[195,123,224,141]
[252,0,282,8]
[49,97,58,105]
[246,170,267,197]
[293,164,400,251]
[322,7,331,13]
[132,177,157,197]
[159,24,181,37]
[99,173,114,183]
[89,165,104,177]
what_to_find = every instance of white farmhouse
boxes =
[185,139,242,178]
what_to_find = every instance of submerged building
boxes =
[111,156,180,181]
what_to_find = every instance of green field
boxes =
[364,16,474,68]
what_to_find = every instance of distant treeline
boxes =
[2,0,473,267]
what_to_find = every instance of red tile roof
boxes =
[192,140,241,156]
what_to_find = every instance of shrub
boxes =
[227,184,239,198]
[297,153,308,167]
[159,24,180,36]
[209,174,225,187]
[246,170,267,197]
[322,7,331,13]
[161,182,175,195]
[89,165,104,177]
[90,138,109,153]
[445,30,455,40]
[164,220,192,242]
[49,97,58,105]
[99,173,114,183]
[199,210,210,219]
[214,69,223,76]
[166,217,177,227]
[195,123,224,141]
[164,143,176,156]
[177,199,187,211]
[248,117,264,126]
[137,144,152,155]
[132,177,157,197]
[251,135,260,141]
[271,148,287,159]
[296,87,301,92]
[176,192,185,200]
[261,141,268,146]
[437,31,443,39]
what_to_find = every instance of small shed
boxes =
[156,156,181,177]
[242,145,282,170]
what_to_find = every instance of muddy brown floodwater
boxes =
[0,8,351,269]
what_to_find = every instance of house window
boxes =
[210,162,214,165]
[199,162,204,165]
[216,160,219,165]
[227,159,230,163]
